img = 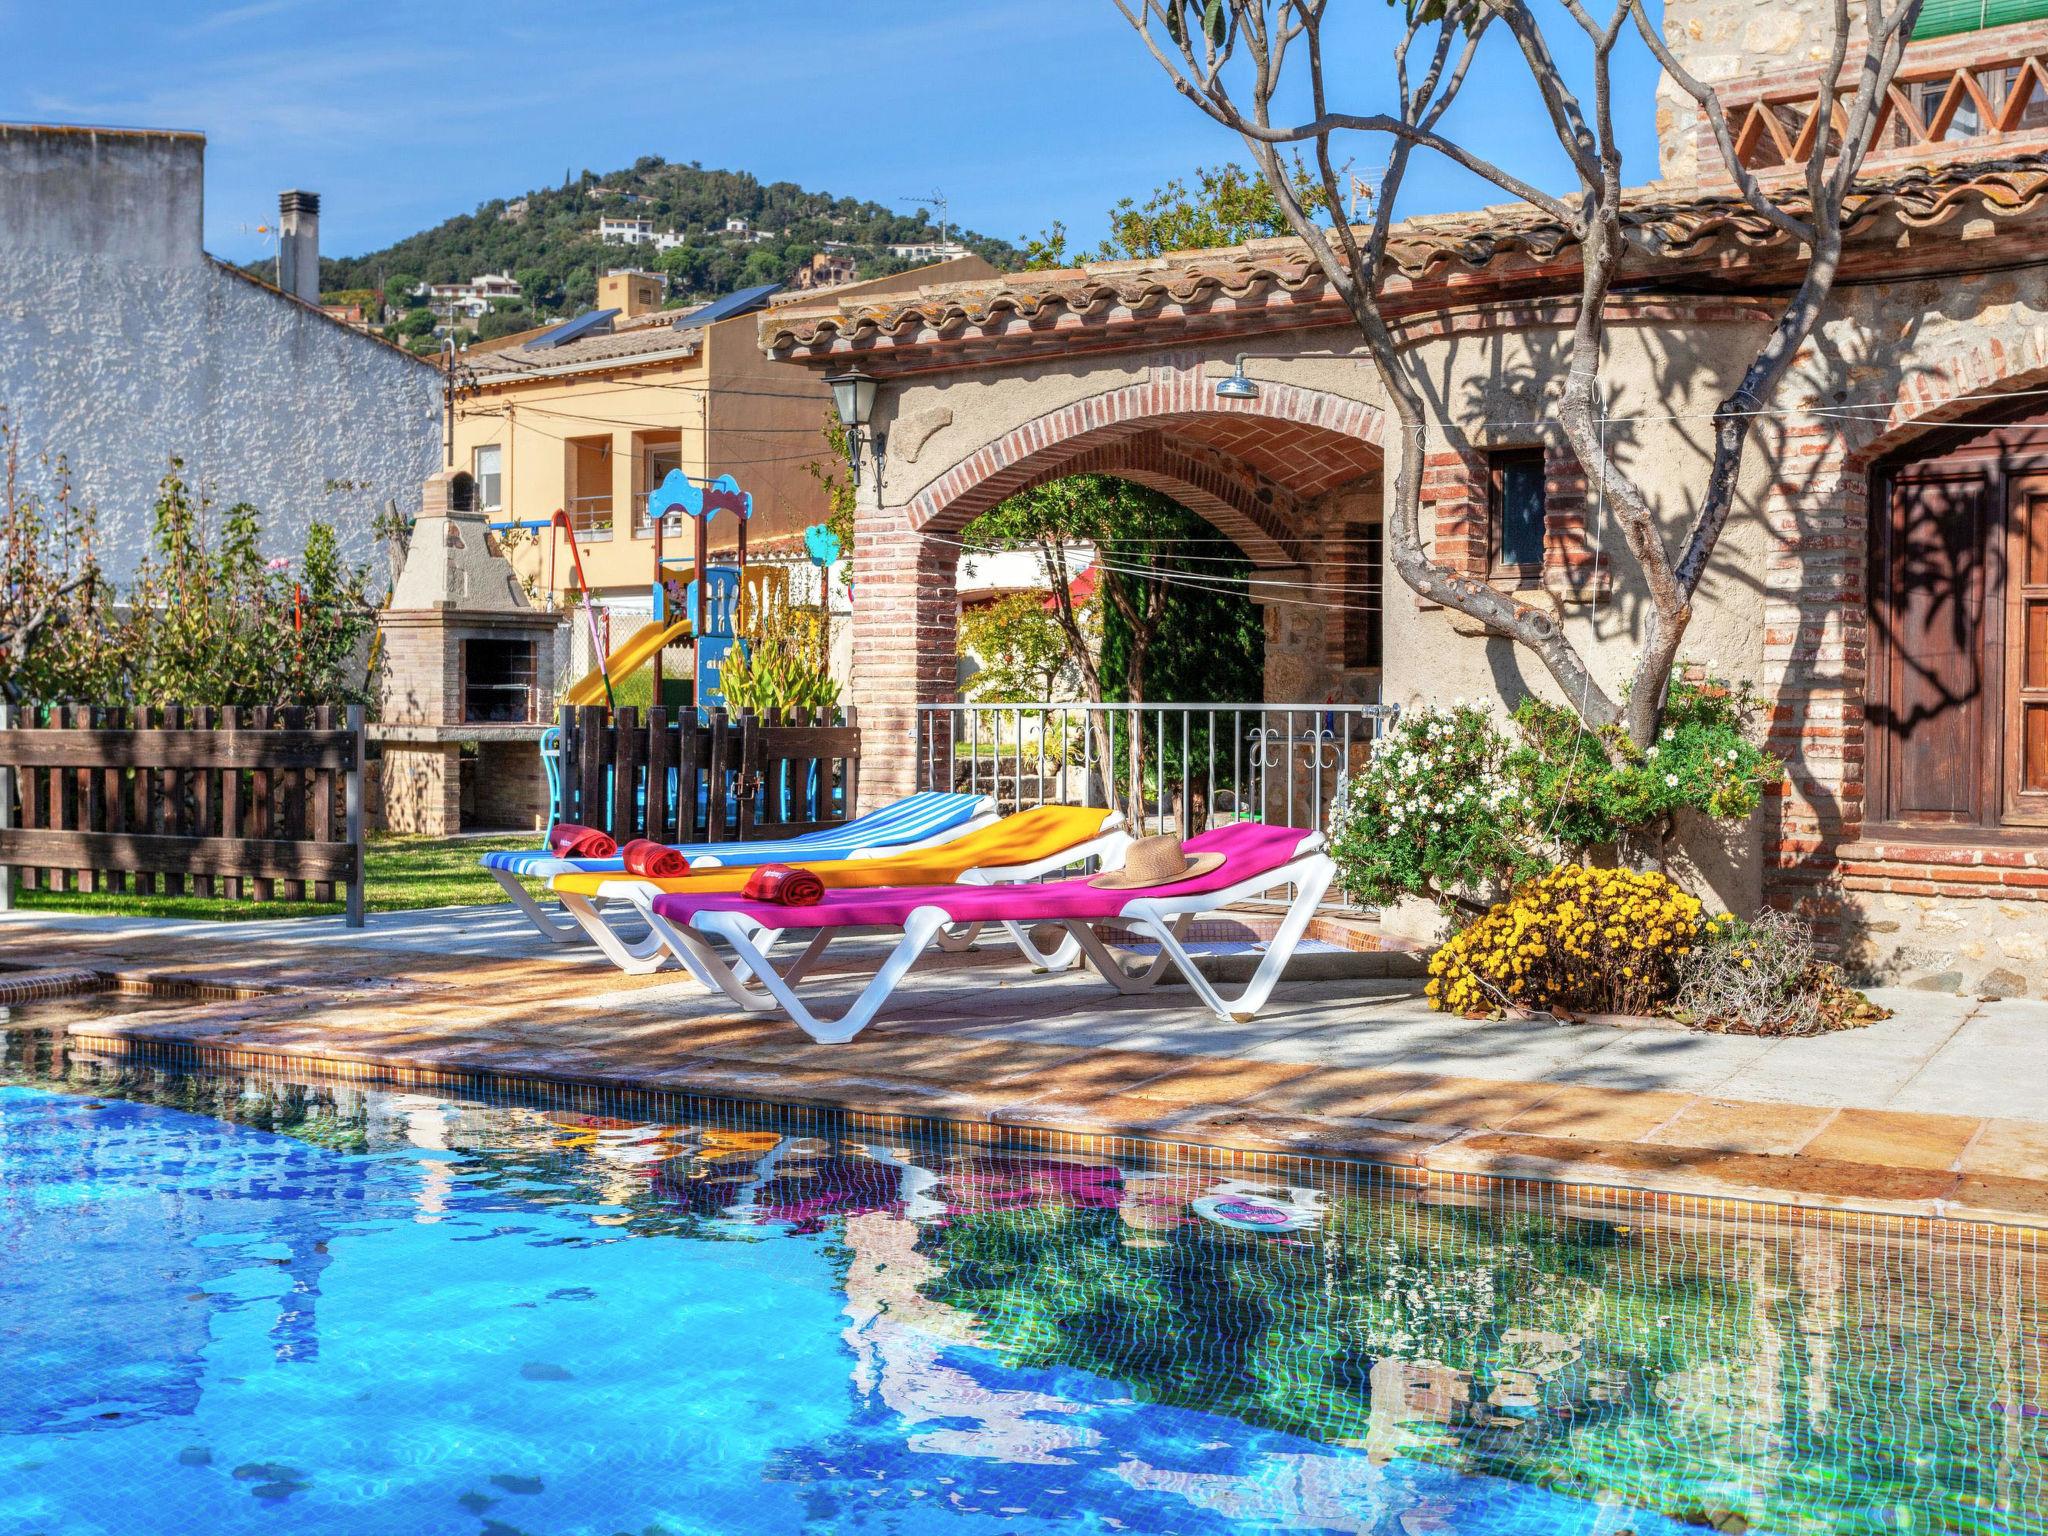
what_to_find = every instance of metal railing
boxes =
[565,494,614,539]
[915,701,1397,840]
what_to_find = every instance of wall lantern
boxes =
[1214,354,1260,401]
[825,367,887,488]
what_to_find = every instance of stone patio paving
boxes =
[2,903,2043,1226]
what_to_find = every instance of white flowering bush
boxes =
[1329,703,1547,911]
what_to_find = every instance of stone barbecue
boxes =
[374,467,563,835]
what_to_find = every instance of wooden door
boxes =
[2009,474,2048,824]
[1877,468,1994,826]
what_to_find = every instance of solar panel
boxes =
[671,282,783,331]
[523,307,619,350]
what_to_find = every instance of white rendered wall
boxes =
[0,125,440,587]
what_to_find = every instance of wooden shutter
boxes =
[2007,475,2048,822]
[1876,469,1994,826]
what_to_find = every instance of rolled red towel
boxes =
[547,823,618,860]
[620,839,691,878]
[742,863,825,906]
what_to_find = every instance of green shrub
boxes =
[1504,677,1782,860]
[718,605,838,715]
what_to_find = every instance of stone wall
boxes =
[473,740,550,832]
[837,273,2048,993]
[0,124,439,585]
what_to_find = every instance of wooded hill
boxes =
[305,155,1013,338]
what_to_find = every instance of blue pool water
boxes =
[1,1031,2042,1535]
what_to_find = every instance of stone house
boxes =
[758,5,2048,991]
[0,123,440,583]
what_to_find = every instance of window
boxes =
[565,435,613,539]
[1489,450,1548,579]
[473,445,502,512]
[632,430,684,534]
[463,638,536,723]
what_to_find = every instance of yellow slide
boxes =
[549,805,1119,898]
[562,618,695,707]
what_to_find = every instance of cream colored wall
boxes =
[1377,312,1778,718]
[703,316,834,549]
[459,256,1005,604]
[453,350,712,600]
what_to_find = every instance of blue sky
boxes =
[1,0,1667,266]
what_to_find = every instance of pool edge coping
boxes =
[49,1023,2048,1238]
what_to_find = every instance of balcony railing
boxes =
[565,495,614,540]
[1728,39,2048,173]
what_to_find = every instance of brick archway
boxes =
[1847,325,2048,469]
[852,368,1386,802]
[906,367,1386,566]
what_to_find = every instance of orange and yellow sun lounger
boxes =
[547,805,1127,974]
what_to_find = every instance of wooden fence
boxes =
[0,704,366,925]
[555,704,858,846]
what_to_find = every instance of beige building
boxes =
[449,254,995,613]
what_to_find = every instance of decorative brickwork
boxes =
[906,363,1384,550]
[1422,444,1608,598]
[1759,328,2048,985]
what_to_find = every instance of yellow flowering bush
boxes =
[1425,865,1722,1018]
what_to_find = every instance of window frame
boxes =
[1487,448,1549,586]
[472,444,503,514]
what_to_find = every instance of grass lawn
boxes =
[9,832,538,922]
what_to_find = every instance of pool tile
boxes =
[1798,1108,1981,1172]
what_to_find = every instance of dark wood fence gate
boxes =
[554,704,858,846]
[0,704,366,925]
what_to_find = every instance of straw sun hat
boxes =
[1087,833,1224,890]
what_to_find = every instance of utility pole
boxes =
[441,339,480,469]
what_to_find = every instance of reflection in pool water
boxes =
[0,1030,2041,1535]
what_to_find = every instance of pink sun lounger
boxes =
[633,823,1336,1043]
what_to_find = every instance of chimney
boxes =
[277,189,321,304]
[598,268,663,318]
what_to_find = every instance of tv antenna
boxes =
[1347,166,1387,224]
[236,220,280,284]
[900,189,950,248]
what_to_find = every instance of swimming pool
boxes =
[2,1029,2041,1535]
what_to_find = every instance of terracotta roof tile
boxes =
[761,153,2048,356]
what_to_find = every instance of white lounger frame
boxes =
[631,834,1335,1044]
[573,822,1130,975]
[489,800,1001,946]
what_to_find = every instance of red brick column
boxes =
[849,495,959,808]
[1758,425,1867,945]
